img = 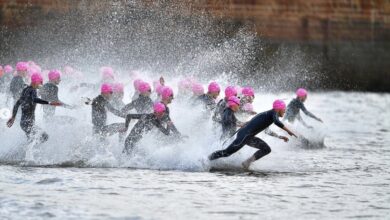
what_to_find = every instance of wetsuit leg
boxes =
[209,134,250,160]
[123,134,141,154]
[20,121,48,143]
[246,137,271,160]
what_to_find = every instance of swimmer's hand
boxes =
[279,136,289,142]
[50,101,62,106]
[317,118,323,123]
[7,117,15,128]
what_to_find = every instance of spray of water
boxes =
[0,1,326,171]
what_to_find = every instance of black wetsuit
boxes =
[212,99,227,123]
[40,82,59,119]
[209,109,284,161]
[161,103,181,136]
[9,75,26,102]
[11,86,50,142]
[91,95,126,136]
[121,95,153,114]
[221,108,238,140]
[284,98,318,123]
[197,94,216,111]
[123,113,170,154]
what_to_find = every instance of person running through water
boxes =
[123,102,171,154]
[221,96,245,140]
[9,62,28,103]
[284,88,323,128]
[239,87,257,115]
[6,73,62,143]
[190,83,204,104]
[91,83,127,138]
[121,81,153,114]
[159,86,186,139]
[213,86,237,123]
[110,83,125,110]
[209,100,297,170]
[197,82,220,111]
[40,70,73,121]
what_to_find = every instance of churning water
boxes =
[0,89,389,219]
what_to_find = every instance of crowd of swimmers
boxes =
[0,61,323,169]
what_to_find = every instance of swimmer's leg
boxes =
[242,137,271,169]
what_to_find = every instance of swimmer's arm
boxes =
[107,102,126,118]
[124,114,143,128]
[121,101,136,114]
[265,128,288,141]
[301,104,322,122]
[11,99,22,118]
[155,122,170,135]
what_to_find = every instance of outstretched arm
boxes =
[107,102,126,118]
[124,114,143,129]
[265,128,289,142]
[301,104,322,122]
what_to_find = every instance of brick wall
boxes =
[1,0,389,43]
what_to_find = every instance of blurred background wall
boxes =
[0,0,389,92]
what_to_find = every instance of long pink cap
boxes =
[154,102,166,113]
[273,99,286,111]
[227,96,240,108]
[101,83,113,94]
[296,88,307,97]
[224,86,237,98]
[48,70,61,81]
[208,82,220,93]
[31,73,43,84]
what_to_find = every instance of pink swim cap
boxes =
[242,103,254,112]
[227,96,241,108]
[178,79,191,90]
[156,84,164,95]
[64,66,74,75]
[133,79,143,90]
[208,82,220,93]
[48,70,61,81]
[296,88,307,98]
[242,87,255,97]
[101,83,113,94]
[161,86,174,100]
[192,83,204,95]
[153,102,166,113]
[225,86,237,98]
[4,65,13,73]
[112,83,124,93]
[273,99,286,111]
[100,67,114,80]
[138,82,151,93]
[31,73,43,84]
[16,62,28,72]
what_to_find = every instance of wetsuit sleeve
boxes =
[153,120,170,135]
[121,101,136,113]
[273,112,285,128]
[11,99,22,118]
[106,102,126,118]
[124,114,143,128]
[300,103,317,119]
[32,90,49,105]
